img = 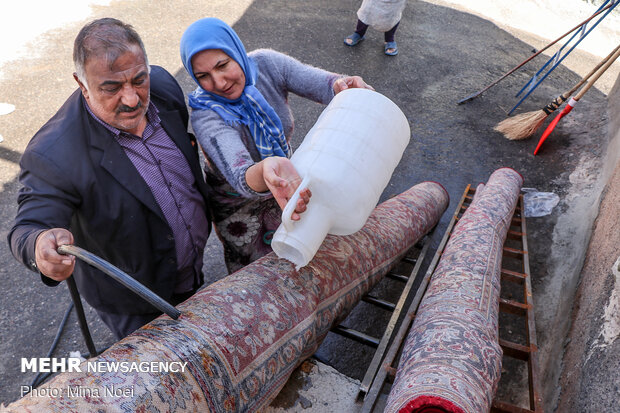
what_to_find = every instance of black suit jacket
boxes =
[8,66,211,314]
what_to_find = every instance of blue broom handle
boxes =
[515,0,611,99]
[509,0,618,115]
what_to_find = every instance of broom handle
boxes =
[574,44,620,101]
[457,2,613,104]
[567,43,620,97]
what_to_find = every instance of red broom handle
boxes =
[534,100,575,155]
[534,44,620,155]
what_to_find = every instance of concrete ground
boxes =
[0,0,618,411]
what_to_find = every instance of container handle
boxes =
[281,175,311,232]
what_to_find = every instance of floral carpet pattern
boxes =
[385,168,523,413]
[6,181,448,413]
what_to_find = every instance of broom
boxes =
[457,1,615,105]
[533,44,620,155]
[495,43,620,140]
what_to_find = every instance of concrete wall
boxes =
[604,74,620,182]
[556,75,620,412]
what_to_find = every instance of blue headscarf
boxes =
[180,18,290,159]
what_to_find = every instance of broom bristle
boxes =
[494,110,548,140]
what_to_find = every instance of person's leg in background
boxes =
[384,21,400,55]
[345,19,369,46]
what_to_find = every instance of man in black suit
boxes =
[8,18,211,339]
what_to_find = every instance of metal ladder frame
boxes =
[351,185,543,412]
[327,232,435,396]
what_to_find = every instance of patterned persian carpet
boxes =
[6,181,448,413]
[385,168,523,413]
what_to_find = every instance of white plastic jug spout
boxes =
[272,176,331,269]
[271,176,332,269]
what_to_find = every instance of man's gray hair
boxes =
[73,18,149,88]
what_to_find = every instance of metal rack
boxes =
[328,233,434,396]
[491,188,543,413]
[331,185,542,412]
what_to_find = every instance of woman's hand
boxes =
[333,76,375,94]
[246,157,312,221]
[262,157,311,221]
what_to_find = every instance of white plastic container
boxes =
[271,88,410,268]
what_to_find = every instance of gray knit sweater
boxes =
[191,49,340,198]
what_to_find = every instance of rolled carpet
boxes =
[384,168,523,413]
[6,181,448,412]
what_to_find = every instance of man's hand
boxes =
[35,228,75,282]
[333,76,375,94]
[262,157,311,221]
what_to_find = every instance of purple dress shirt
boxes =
[86,102,208,293]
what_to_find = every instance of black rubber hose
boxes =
[57,245,181,319]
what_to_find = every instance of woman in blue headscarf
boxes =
[180,17,373,273]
